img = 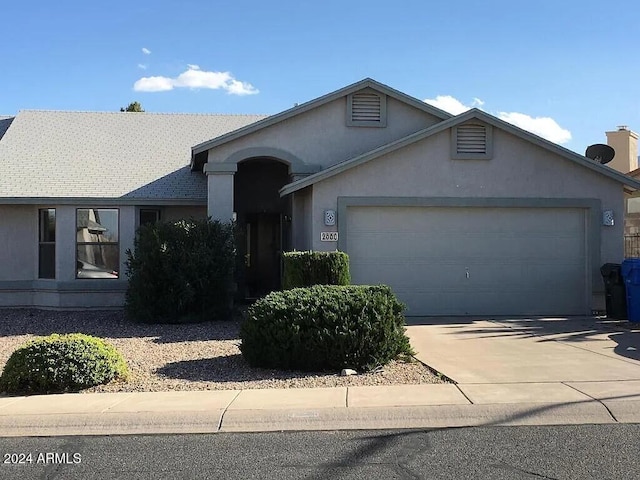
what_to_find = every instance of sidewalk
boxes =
[3,316,640,437]
[1,381,640,437]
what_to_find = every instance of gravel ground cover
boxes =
[0,309,444,392]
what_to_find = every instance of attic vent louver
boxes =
[352,93,381,123]
[457,124,487,154]
[451,122,493,159]
[347,90,387,127]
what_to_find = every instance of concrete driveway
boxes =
[406,317,640,384]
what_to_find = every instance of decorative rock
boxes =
[341,369,358,376]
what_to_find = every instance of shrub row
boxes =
[240,285,412,372]
[0,333,128,395]
[125,218,236,323]
[282,251,350,288]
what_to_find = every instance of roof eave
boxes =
[280,108,640,196]
[191,78,452,157]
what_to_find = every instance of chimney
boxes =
[606,125,638,174]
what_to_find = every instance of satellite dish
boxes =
[585,144,615,165]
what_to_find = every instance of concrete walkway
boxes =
[2,316,640,437]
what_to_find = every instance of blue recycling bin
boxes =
[621,259,640,322]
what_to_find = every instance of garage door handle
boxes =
[466,268,470,279]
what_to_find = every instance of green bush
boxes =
[282,251,351,288]
[125,218,236,323]
[0,333,128,394]
[240,285,412,372]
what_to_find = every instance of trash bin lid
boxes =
[622,258,640,278]
[601,263,622,277]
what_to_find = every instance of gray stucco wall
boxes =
[308,127,624,308]
[206,96,442,170]
[291,187,312,250]
[0,205,37,281]
[0,203,210,309]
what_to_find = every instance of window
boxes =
[451,123,493,160]
[140,208,161,226]
[76,208,119,279]
[38,208,55,279]
[346,89,387,127]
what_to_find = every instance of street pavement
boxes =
[2,316,640,437]
[2,425,639,479]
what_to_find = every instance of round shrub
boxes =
[0,333,129,394]
[240,285,413,372]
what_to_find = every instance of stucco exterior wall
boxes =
[206,97,441,169]
[0,205,36,281]
[309,127,624,308]
[291,187,312,250]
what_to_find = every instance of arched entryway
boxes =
[234,158,292,299]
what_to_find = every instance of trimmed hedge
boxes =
[239,285,412,372]
[282,251,351,288]
[0,333,128,394]
[125,218,236,323]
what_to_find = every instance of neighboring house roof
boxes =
[280,108,640,196]
[190,77,453,170]
[0,116,14,140]
[0,110,266,201]
[627,163,640,178]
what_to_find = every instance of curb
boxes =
[0,401,619,438]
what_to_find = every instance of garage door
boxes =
[346,206,588,316]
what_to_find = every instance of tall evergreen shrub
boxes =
[125,218,236,323]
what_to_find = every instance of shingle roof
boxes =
[0,111,266,200]
[0,116,14,140]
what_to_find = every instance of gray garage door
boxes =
[346,206,588,316]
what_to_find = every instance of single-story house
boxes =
[2,78,640,315]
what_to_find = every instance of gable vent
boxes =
[457,124,487,154]
[351,93,382,123]
[451,123,493,159]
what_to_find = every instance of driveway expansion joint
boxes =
[455,385,474,404]
[561,382,619,423]
[219,390,242,432]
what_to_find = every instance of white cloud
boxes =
[133,65,258,95]
[142,47,151,55]
[497,112,572,144]
[133,76,174,92]
[424,95,484,115]
[137,63,148,70]
[425,94,572,145]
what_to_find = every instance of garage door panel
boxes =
[351,263,464,290]
[346,206,588,316]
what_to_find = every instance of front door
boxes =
[244,213,282,298]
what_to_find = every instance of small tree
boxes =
[120,101,145,112]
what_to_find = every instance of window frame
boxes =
[75,208,120,280]
[38,208,56,279]
[139,208,161,226]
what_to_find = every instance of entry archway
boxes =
[233,157,291,298]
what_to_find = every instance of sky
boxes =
[2,0,640,155]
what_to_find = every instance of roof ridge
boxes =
[17,110,268,117]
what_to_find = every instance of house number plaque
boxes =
[320,232,338,242]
